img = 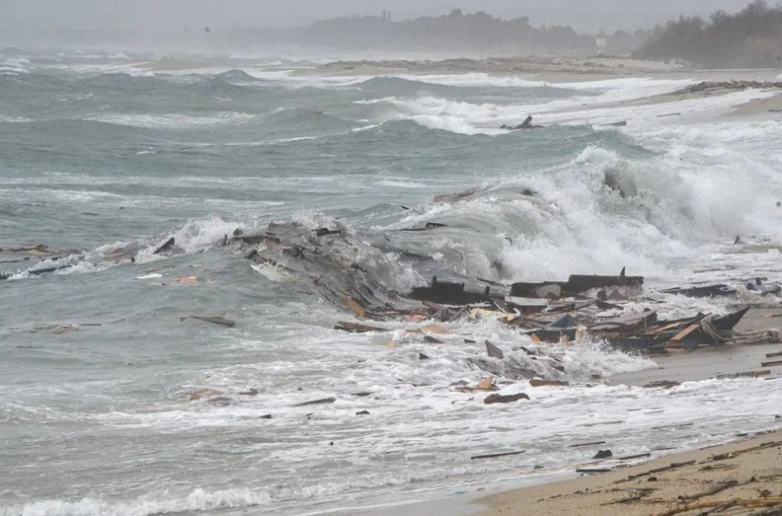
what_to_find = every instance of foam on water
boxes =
[85,112,257,129]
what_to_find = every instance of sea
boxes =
[2,48,782,516]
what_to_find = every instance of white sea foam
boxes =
[86,112,256,129]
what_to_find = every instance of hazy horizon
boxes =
[2,0,756,35]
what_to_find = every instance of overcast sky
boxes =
[2,0,754,33]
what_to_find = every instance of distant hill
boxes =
[635,0,782,68]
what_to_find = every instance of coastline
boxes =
[473,429,782,516]
[307,56,782,119]
[311,56,782,83]
[335,308,782,516]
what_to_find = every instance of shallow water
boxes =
[2,48,782,516]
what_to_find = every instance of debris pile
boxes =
[675,80,782,95]
[229,220,782,356]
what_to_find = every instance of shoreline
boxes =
[312,56,782,83]
[473,429,782,516]
[335,308,782,516]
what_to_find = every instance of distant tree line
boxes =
[221,10,650,55]
[635,1,782,67]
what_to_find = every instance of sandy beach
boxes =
[314,56,782,82]
[474,430,782,516]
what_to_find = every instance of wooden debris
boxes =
[476,376,497,391]
[651,497,782,516]
[345,297,366,318]
[614,452,652,461]
[153,237,175,255]
[644,380,681,389]
[52,325,77,335]
[766,351,782,358]
[421,323,450,334]
[188,389,223,401]
[624,460,696,482]
[669,324,699,347]
[486,340,504,359]
[294,397,336,407]
[424,335,444,344]
[335,321,388,333]
[761,360,782,367]
[580,420,625,428]
[576,467,613,473]
[470,450,526,460]
[175,276,198,285]
[484,393,530,404]
[680,480,739,502]
[715,370,770,380]
[529,379,570,387]
[181,316,236,327]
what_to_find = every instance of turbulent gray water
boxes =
[2,49,782,516]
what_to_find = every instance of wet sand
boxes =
[610,308,782,386]
[473,430,782,516]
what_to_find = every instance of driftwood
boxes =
[623,461,696,482]
[484,393,530,404]
[470,450,526,460]
[652,497,782,516]
[153,237,175,255]
[293,397,336,407]
[181,316,236,327]
[680,480,738,502]
[335,321,388,333]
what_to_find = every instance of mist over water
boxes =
[2,49,782,516]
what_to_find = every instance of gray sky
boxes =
[2,0,754,33]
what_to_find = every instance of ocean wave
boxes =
[84,112,257,129]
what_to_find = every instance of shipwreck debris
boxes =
[180,315,236,327]
[470,450,526,460]
[484,393,530,404]
[153,237,175,255]
[501,115,541,130]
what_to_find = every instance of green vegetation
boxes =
[636,1,782,67]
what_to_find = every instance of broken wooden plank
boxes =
[576,467,613,473]
[180,316,236,327]
[486,340,504,359]
[766,351,782,358]
[669,324,700,346]
[580,420,625,427]
[715,370,770,380]
[564,273,643,292]
[470,450,526,460]
[153,237,175,255]
[335,321,388,333]
[484,393,530,404]
[529,379,569,387]
[345,297,366,318]
[624,460,696,481]
[761,360,782,367]
[293,397,336,407]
